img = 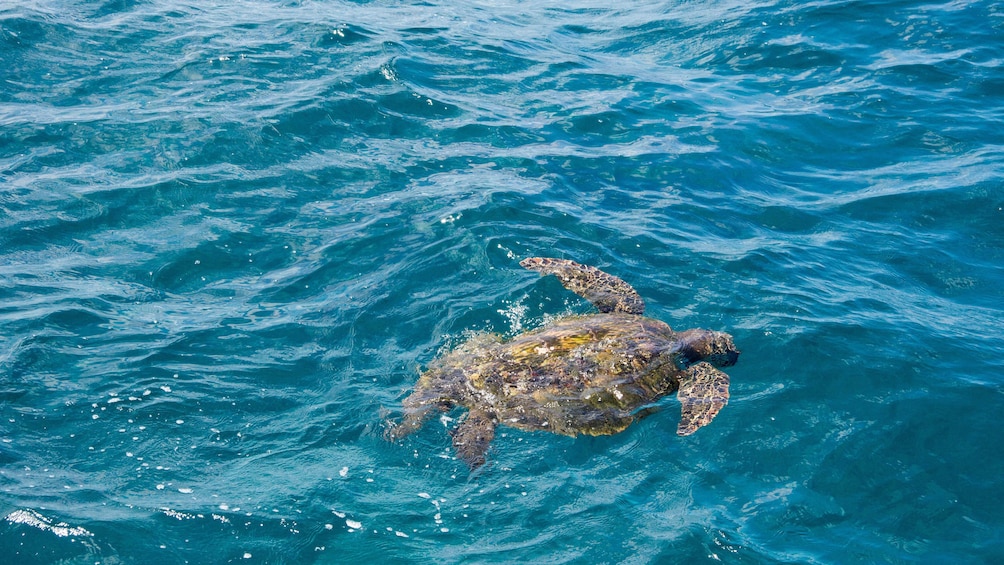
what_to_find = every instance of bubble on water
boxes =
[346,519,362,530]
[339,467,348,477]
[178,487,193,494]
[497,243,516,260]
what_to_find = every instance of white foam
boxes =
[161,508,193,520]
[5,509,92,538]
[498,296,529,333]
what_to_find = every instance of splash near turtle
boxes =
[387,257,739,469]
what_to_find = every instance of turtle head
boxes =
[674,329,739,368]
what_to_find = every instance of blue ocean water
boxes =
[2,0,1003,562]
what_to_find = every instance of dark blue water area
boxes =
[1,0,1003,563]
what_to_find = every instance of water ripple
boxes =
[2,0,1003,563]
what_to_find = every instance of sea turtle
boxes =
[387,257,738,469]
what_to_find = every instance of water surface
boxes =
[1,1,1003,563]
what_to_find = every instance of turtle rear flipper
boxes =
[385,408,432,441]
[520,257,645,315]
[386,388,454,441]
[450,409,496,469]
[676,361,730,436]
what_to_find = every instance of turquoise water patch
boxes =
[1,1,1002,563]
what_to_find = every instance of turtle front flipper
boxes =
[520,257,645,315]
[450,409,496,470]
[676,361,730,436]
